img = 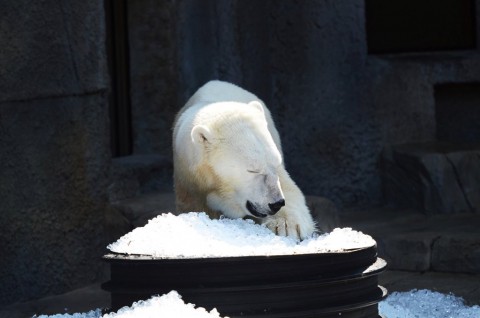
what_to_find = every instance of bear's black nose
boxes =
[268,199,285,214]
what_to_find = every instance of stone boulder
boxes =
[381,142,480,215]
[305,195,341,233]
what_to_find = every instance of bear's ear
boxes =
[191,125,213,145]
[248,100,264,114]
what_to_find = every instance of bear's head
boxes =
[190,101,285,219]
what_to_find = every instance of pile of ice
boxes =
[379,289,480,318]
[107,212,375,258]
[36,291,226,318]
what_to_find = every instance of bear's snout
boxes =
[268,199,285,214]
[246,200,267,218]
[246,199,285,218]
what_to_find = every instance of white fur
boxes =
[173,80,316,239]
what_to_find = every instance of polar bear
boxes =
[173,80,316,239]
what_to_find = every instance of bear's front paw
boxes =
[262,211,316,240]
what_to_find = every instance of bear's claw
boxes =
[263,209,316,240]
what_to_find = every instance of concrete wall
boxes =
[0,1,110,306]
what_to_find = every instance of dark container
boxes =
[102,244,387,317]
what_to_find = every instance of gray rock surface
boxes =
[128,0,180,154]
[305,195,341,233]
[0,284,110,318]
[382,142,480,214]
[0,1,108,102]
[127,0,480,208]
[432,234,480,273]
[132,0,384,206]
[108,154,173,202]
[0,94,110,306]
[341,208,480,273]
[0,0,109,306]
[377,233,436,272]
[109,192,178,236]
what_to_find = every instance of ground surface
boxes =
[0,270,479,317]
[3,204,479,317]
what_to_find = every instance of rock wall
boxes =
[128,0,180,154]
[131,0,383,205]
[382,143,480,215]
[129,0,480,206]
[0,1,110,306]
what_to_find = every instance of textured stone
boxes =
[108,154,173,202]
[432,234,480,274]
[0,0,109,305]
[446,151,480,214]
[125,1,480,208]
[0,284,110,318]
[139,1,384,206]
[128,0,180,154]
[375,233,436,271]
[435,83,480,144]
[110,192,178,230]
[0,94,110,306]
[382,142,480,214]
[105,205,133,243]
[305,195,341,233]
[0,1,108,102]
[341,208,480,273]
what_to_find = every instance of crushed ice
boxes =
[107,212,375,258]
[35,309,102,318]
[103,291,224,318]
[379,289,480,318]
[35,291,226,318]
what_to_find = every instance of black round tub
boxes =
[102,244,387,317]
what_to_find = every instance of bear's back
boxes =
[173,80,282,156]
[185,80,259,109]
[173,80,262,141]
